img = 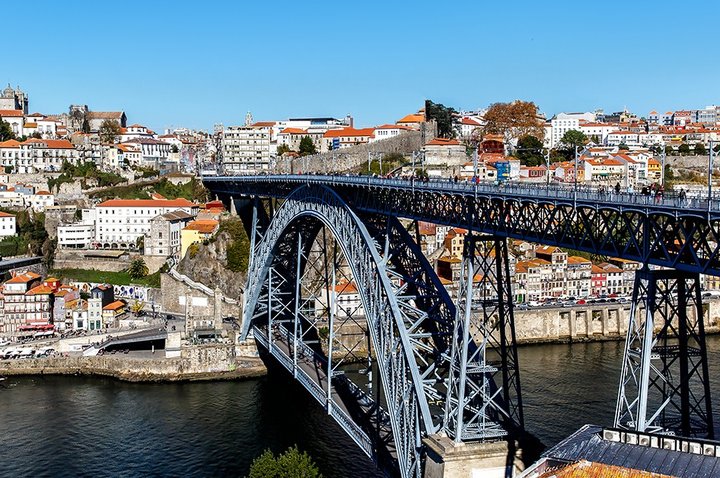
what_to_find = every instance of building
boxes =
[547,112,596,148]
[221,123,272,174]
[1,272,42,334]
[86,110,127,132]
[0,109,25,136]
[52,285,79,330]
[423,138,466,170]
[102,300,127,327]
[370,124,411,143]
[396,112,425,130]
[0,84,28,113]
[181,219,220,258]
[144,210,194,259]
[92,198,198,249]
[121,137,171,167]
[0,211,16,237]
[322,127,375,151]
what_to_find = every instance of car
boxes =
[516,304,529,310]
[576,299,587,305]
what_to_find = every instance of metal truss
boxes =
[204,175,720,276]
[444,234,524,442]
[615,267,714,438]
[241,185,438,478]
[361,214,457,432]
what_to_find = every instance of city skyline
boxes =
[6,0,720,132]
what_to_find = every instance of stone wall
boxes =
[0,346,266,382]
[514,299,720,344]
[275,122,437,174]
[160,272,241,321]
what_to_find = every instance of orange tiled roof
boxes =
[323,127,375,138]
[426,137,461,146]
[103,300,126,311]
[26,284,54,295]
[184,219,219,234]
[279,127,307,135]
[0,211,15,217]
[0,139,21,148]
[23,138,74,149]
[0,109,23,117]
[6,272,41,284]
[397,113,425,124]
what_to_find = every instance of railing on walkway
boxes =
[252,324,374,457]
[209,174,720,214]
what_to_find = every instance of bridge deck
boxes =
[253,324,396,468]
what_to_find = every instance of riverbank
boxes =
[0,354,267,383]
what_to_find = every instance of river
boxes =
[2,336,720,477]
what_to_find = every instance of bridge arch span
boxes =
[242,184,436,477]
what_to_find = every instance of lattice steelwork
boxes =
[615,268,714,439]
[205,175,720,276]
[241,185,438,478]
[444,234,523,442]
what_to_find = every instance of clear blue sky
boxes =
[8,1,720,132]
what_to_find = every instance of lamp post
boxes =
[661,144,666,188]
[709,140,715,215]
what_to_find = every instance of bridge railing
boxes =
[213,174,720,213]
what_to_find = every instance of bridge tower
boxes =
[615,267,714,439]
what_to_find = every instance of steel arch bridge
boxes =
[204,175,720,477]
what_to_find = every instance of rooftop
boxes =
[98,198,197,208]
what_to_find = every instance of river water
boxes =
[3,336,720,477]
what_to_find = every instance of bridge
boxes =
[204,174,718,477]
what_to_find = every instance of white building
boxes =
[0,212,16,237]
[607,131,640,147]
[57,223,96,249]
[0,109,24,136]
[221,124,272,174]
[120,124,156,143]
[579,122,617,145]
[547,112,597,148]
[93,198,198,248]
[121,138,171,167]
[370,124,411,143]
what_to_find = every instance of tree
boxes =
[515,135,544,166]
[277,144,291,156]
[618,142,629,151]
[678,143,691,155]
[99,119,121,143]
[128,258,149,280]
[247,446,322,478]
[425,100,457,138]
[694,143,707,156]
[171,144,179,154]
[0,119,15,141]
[129,300,145,317]
[482,100,544,142]
[559,129,588,152]
[298,136,317,156]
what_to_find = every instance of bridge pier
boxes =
[423,434,524,478]
[615,267,714,438]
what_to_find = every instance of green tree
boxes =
[0,119,15,141]
[515,135,544,166]
[247,446,322,478]
[559,129,588,152]
[425,99,456,138]
[299,136,317,156]
[694,143,707,156]
[678,143,691,155]
[171,144,179,153]
[664,164,674,181]
[128,258,149,280]
[99,119,122,143]
[618,142,629,151]
[277,144,291,156]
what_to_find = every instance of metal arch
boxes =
[242,184,435,478]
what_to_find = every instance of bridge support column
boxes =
[423,434,524,478]
[615,267,714,438]
[443,234,523,442]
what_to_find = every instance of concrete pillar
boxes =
[229,195,237,216]
[214,287,222,329]
[568,310,576,339]
[423,434,525,478]
[601,308,609,336]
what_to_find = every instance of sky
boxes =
[7,1,720,132]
